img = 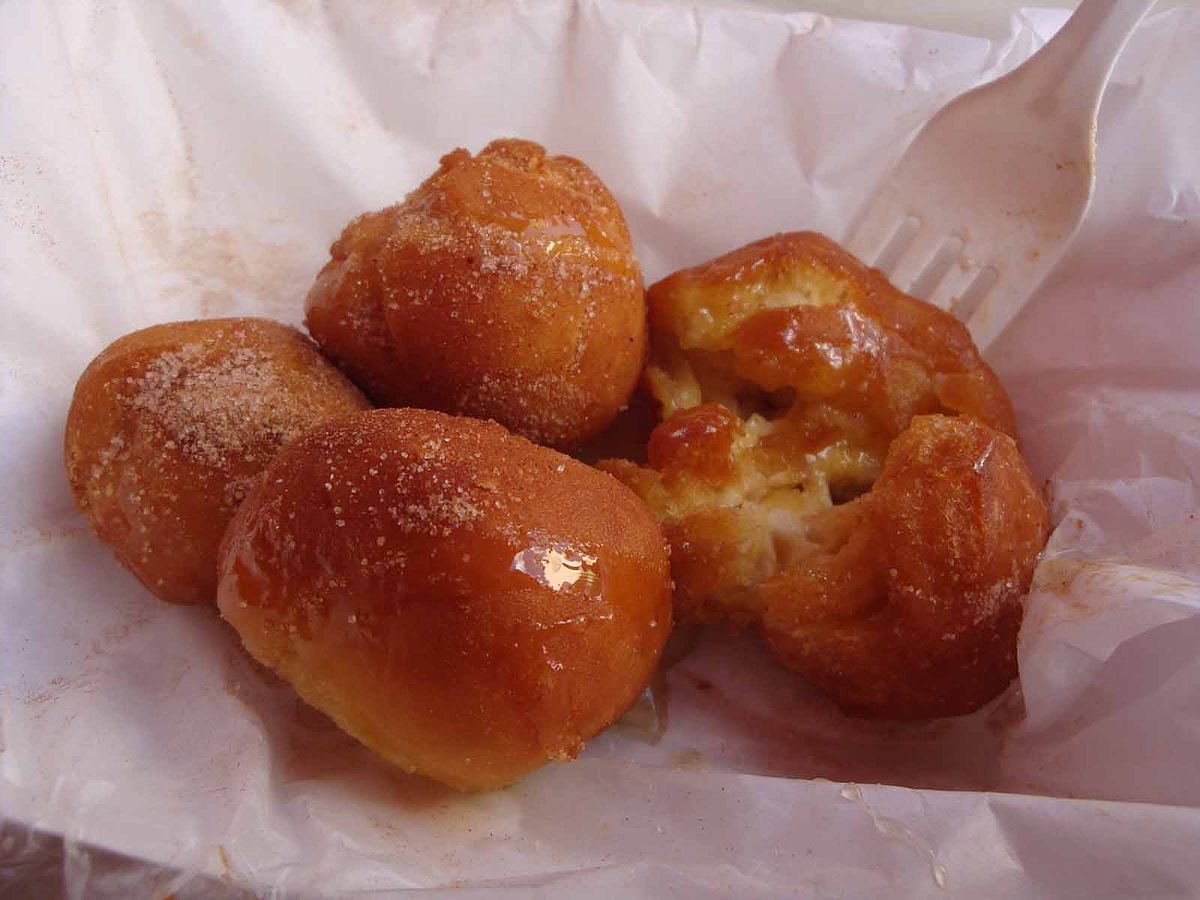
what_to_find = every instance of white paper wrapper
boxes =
[2,1,1198,896]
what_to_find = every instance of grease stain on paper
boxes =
[137,210,310,319]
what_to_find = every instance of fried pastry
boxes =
[64,318,370,605]
[306,139,645,449]
[601,233,1048,717]
[217,408,672,789]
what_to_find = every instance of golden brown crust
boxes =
[63,318,370,605]
[305,139,646,449]
[761,415,1048,718]
[217,407,672,790]
[600,232,1048,718]
[644,231,1015,442]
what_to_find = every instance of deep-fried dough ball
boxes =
[305,139,645,449]
[761,415,1047,718]
[216,408,672,790]
[64,318,370,605]
[600,233,1048,717]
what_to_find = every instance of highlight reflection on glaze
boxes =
[511,544,598,591]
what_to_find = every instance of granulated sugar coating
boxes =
[217,408,672,790]
[305,139,645,449]
[64,318,370,605]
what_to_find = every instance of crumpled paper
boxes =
[2,0,1198,896]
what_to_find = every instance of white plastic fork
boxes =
[843,0,1156,351]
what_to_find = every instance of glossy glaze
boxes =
[218,408,672,789]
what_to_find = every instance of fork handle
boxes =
[1016,0,1156,114]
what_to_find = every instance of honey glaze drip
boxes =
[511,543,599,592]
[614,670,670,744]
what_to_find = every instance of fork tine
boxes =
[886,227,945,294]
[908,235,966,302]
[959,269,1006,346]
[925,254,981,314]
[872,216,921,274]
[951,266,999,322]
[844,202,908,266]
